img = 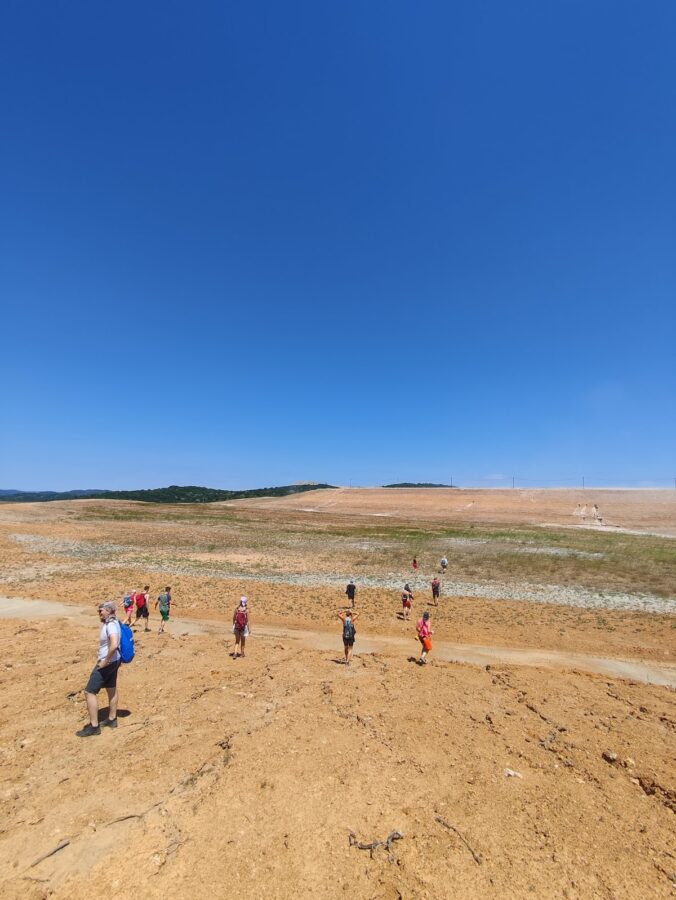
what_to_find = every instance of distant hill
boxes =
[382,482,454,488]
[0,484,335,504]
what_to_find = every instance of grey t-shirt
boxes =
[99,619,121,663]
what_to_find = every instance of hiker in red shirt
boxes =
[135,585,151,632]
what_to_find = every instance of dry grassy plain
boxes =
[0,488,674,898]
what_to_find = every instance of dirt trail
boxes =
[2,596,674,687]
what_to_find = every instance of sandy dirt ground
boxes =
[0,490,674,898]
[229,487,676,536]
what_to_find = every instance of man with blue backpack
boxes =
[77,600,134,737]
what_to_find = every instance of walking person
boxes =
[232,597,250,659]
[155,586,173,634]
[337,609,359,666]
[412,557,419,571]
[135,585,151,632]
[122,592,135,625]
[440,556,448,574]
[431,576,441,606]
[345,579,357,608]
[416,610,434,665]
[401,583,414,621]
[77,601,121,737]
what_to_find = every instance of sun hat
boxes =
[240,597,248,606]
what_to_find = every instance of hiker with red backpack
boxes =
[232,597,250,659]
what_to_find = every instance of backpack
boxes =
[235,609,248,630]
[118,622,135,664]
[343,619,356,642]
[123,594,133,609]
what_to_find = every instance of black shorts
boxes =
[432,588,440,598]
[136,606,149,619]
[343,639,355,647]
[85,660,121,694]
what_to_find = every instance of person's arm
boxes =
[154,598,159,609]
[233,609,238,624]
[352,612,360,623]
[99,622,120,667]
[337,611,345,622]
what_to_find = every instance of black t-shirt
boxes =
[346,583,356,599]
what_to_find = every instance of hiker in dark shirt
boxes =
[345,579,357,607]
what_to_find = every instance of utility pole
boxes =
[512,475,515,489]
[582,476,585,490]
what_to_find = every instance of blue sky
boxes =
[1,1,674,490]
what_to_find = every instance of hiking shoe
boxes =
[101,718,118,729]
[76,724,101,737]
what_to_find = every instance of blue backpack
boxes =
[118,622,135,664]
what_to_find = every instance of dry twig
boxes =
[435,816,483,865]
[28,839,70,869]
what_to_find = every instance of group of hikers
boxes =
[340,554,447,669]
[122,586,173,633]
[77,555,449,736]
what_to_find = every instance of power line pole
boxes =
[512,475,515,489]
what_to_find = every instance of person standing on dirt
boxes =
[337,609,359,666]
[416,610,434,665]
[155,586,173,634]
[232,597,250,659]
[345,579,357,607]
[440,556,448,574]
[401,584,414,621]
[412,557,419,571]
[77,601,121,737]
[135,585,151,632]
[431,576,441,606]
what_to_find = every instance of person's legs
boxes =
[346,642,354,665]
[85,691,99,726]
[240,635,246,657]
[105,685,118,721]
[233,633,241,657]
[343,642,349,663]
[144,609,150,632]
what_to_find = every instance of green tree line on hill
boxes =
[382,482,454,488]
[0,484,335,504]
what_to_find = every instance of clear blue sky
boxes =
[1,1,674,490]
